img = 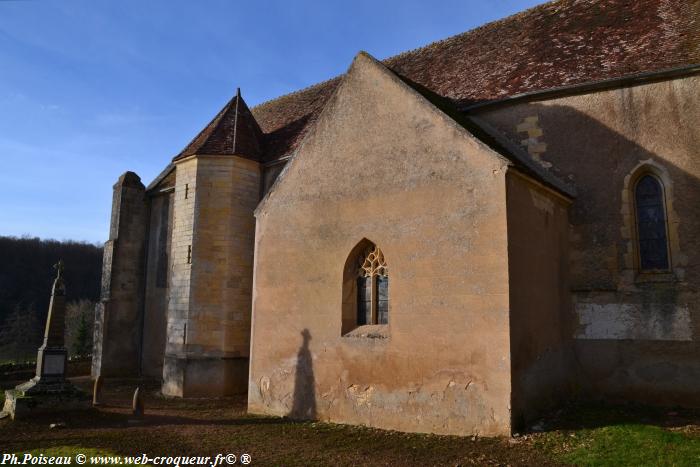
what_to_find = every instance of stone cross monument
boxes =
[1,261,89,420]
[30,260,69,388]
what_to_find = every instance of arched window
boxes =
[342,240,389,334]
[634,174,670,271]
[356,245,388,325]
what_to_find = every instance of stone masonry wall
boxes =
[163,155,260,397]
[141,190,174,378]
[166,159,197,356]
[92,172,147,377]
[188,156,259,359]
[162,158,197,395]
[477,74,700,406]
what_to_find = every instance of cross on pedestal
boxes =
[2,261,89,419]
[13,261,69,393]
[34,260,68,385]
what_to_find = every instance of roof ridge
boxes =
[251,0,559,112]
[252,75,343,112]
[200,0,697,165]
[384,0,558,65]
[232,87,241,153]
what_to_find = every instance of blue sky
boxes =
[0,0,545,243]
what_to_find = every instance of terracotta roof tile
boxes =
[175,88,263,161]
[184,0,700,163]
[384,0,699,107]
[252,77,342,162]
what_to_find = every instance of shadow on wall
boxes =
[480,100,700,406]
[289,328,316,420]
[495,102,700,294]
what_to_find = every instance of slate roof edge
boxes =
[462,63,700,112]
[145,163,175,193]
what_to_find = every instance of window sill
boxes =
[634,271,678,284]
[342,324,390,339]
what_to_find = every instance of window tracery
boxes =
[356,245,388,326]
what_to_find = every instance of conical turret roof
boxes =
[174,88,263,161]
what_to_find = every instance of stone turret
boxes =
[173,87,264,161]
[162,88,262,397]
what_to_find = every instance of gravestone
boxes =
[1,261,90,419]
[93,375,103,406]
[132,387,144,417]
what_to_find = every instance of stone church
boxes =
[92,0,700,436]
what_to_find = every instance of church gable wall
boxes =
[249,54,513,436]
[478,74,700,406]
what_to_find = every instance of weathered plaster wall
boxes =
[505,171,573,427]
[477,74,700,406]
[163,156,260,397]
[92,172,148,377]
[249,53,513,436]
[142,188,174,378]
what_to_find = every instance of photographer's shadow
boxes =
[288,329,316,420]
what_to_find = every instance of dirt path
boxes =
[1,377,560,466]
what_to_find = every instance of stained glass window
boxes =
[377,275,389,325]
[635,175,669,270]
[357,245,389,325]
[357,276,372,325]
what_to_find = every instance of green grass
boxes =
[4,382,699,467]
[538,423,700,466]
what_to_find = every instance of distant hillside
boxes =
[0,236,103,362]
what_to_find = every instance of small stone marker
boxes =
[132,387,144,417]
[93,375,103,406]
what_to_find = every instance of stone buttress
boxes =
[92,172,148,377]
